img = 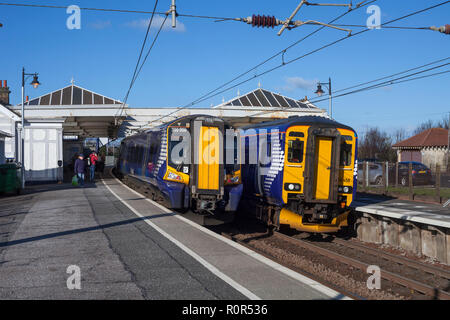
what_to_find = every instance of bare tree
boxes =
[413,119,435,135]
[413,114,449,135]
[358,127,397,162]
[436,114,449,129]
[393,128,407,144]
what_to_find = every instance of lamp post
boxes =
[315,77,332,118]
[21,67,40,189]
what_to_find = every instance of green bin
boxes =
[0,163,21,195]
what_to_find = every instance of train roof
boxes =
[240,115,355,133]
[163,114,226,128]
[122,114,228,142]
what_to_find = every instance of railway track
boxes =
[218,230,364,300]
[110,170,450,300]
[276,231,450,300]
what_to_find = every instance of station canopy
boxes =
[22,84,122,106]
[217,88,318,109]
[12,83,125,138]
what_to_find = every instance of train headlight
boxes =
[338,186,353,194]
[284,183,301,191]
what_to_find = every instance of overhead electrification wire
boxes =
[117,13,169,119]
[144,0,449,128]
[248,68,450,120]
[309,62,450,104]
[330,24,436,30]
[333,56,450,94]
[308,69,450,105]
[0,2,238,21]
[179,0,377,108]
[143,0,378,128]
[116,14,169,119]
[116,1,160,120]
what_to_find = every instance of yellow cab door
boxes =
[313,137,333,200]
[283,127,307,203]
[197,126,220,191]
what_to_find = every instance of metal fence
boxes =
[357,161,450,203]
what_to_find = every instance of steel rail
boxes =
[274,231,450,300]
[331,237,450,280]
[109,170,361,300]
[110,169,450,299]
[219,231,363,300]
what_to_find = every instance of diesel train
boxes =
[239,116,358,233]
[116,115,243,214]
[116,114,357,233]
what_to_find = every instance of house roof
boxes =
[393,128,449,149]
[19,84,122,106]
[216,88,319,109]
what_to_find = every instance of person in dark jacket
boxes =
[74,154,86,187]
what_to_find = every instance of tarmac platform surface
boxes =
[0,174,344,300]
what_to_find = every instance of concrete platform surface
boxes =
[0,176,345,300]
[354,196,450,228]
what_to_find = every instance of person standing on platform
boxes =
[89,152,98,182]
[74,154,86,187]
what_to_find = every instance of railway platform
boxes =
[0,173,344,300]
[353,195,450,265]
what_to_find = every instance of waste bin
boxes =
[0,163,21,195]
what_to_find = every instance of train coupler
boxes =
[278,208,349,233]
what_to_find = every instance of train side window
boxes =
[138,146,144,165]
[225,135,239,173]
[258,136,271,167]
[130,145,135,163]
[340,136,353,166]
[287,139,304,163]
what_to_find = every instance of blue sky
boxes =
[1,0,449,137]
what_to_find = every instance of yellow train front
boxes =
[239,116,357,233]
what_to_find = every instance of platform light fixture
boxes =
[30,75,40,89]
[314,83,325,97]
[21,67,41,189]
[314,77,332,118]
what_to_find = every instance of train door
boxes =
[304,127,341,203]
[282,128,307,203]
[313,137,333,200]
[191,119,224,199]
[198,126,220,190]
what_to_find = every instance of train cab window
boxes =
[289,132,304,138]
[340,136,353,166]
[168,128,190,169]
[287,139,304,163]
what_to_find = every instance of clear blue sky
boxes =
[1,0,449,137]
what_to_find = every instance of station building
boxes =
[0,79,327,184]
[393,127,449,171]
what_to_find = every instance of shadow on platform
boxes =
[0,212,175,248]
